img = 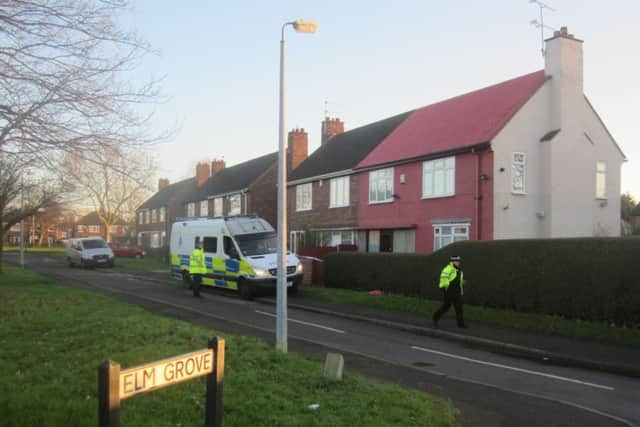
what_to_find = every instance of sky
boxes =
[127,0,639,199]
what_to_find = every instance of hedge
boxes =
[324,237,640,326]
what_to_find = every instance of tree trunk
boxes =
[0,212,4,274]
[104,223,111,243]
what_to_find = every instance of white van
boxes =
[170,215,303,299]
[65,237,115,268]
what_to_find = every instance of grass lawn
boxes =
[299,287,640,348]
[0,266,458,427]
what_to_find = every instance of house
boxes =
[74,211,129,243]
[136,177,197,248]
[289,27,625,253]
[182,152,280,227]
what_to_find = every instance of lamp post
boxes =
[276,19,317,353]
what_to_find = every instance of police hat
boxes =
[450,255,461,261]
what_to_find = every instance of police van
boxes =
[169,215,303,299]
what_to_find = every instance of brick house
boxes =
[136,177,197,248]
[74,211,129,243]
[289,27,625,253]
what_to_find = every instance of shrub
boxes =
[324,237,640,325]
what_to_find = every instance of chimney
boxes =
[287,128,308,172]
[158,178,169,191]
[211,159,226,173]
[196,161,210,187]
[321,117,345,145]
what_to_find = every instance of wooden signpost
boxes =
[99,337,225,427]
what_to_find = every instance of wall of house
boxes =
[288,174,359,233]
[247,164,278,227]
[492,83,550,239]
[357,149,493,253]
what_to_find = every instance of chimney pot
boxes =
[196,161,211,187]
[321,116,345,145]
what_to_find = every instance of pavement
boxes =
[254,292,640,379]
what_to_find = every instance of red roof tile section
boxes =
[357,70,547,169]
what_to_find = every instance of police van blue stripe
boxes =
[180,255,190,265]
[205,257,213,269]
[214,279,228,288]
[225,259,239,273]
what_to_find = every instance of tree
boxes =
[63,146,155,242]
[0,156,63,272]
[0,0,169,164]
[621,193,637,223]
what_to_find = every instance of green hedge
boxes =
[324,238,640,326]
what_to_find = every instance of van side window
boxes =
[194,237,200,247]
[223,236,239,259]
[203,237,217,253]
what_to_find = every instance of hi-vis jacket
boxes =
[189,248,206,275]
[439,263,464,295]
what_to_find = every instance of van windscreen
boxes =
[82,239,107,249]
[235,233,277,256]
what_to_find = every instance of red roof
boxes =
[357,70,547,168]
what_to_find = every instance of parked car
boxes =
[109,243,146,259]
[65,237,115,268]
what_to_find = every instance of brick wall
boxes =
[247,164,278,227]
[288,174,359,231]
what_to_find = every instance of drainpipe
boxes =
[474,149,480,241]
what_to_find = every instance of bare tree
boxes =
[0,156,62,272]
[63,146,154,242]
[0,0,169,165]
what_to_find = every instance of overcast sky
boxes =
[128,0,639,199]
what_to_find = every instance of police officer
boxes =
[432,255,466,328]
[189,239,206,298]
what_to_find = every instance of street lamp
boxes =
[276,19,317,353]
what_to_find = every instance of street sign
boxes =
[119,349,213,399]
[99,337,224,427]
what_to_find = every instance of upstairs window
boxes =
[187,202,195,217]
[512,152,526,194]
[200,200,208,217]
[229,194,241,215]
[330,176,350,208]
[214,197,223,217]
[369,168,394,203]
[596,161,607,199]
[296,183,312,211]
[423,156,455,198]
[138,212,144,224]
[151,209,157,223]
[159,207,165,222]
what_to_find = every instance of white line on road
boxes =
[411,346,614,391]
[256,310,345,334]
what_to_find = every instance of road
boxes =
[5,252,639,427]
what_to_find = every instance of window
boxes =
[330,176,350,208]
[596,161,606,199]
[200,200,208,217]
[150,232,160,248]
[187,202,195,217]
[369,168,394,203]
[423,157,455,198]
[433,224,469,251]
[88,225,100,233]
[203,236,218,253]
[151,209,157,223]
[214,198,223,217]
[229,194,241,215]
[315,230,355,247]
[512,153,526,194]
[159,207,165,222]
[296,183,312,211]
[145,210,150,224]
[223,235,239,259]
[138,212,144,224]
[289,230,306,253]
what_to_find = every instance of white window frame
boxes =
[433,223,470,251]
[159,207,165,223]
[213,197,223,217]
[229,193,241,215]
[296,183,312,211]
[596,161,607,199]
[422,156,455,199]
[368,168,394,204]
[145,210,150,224]
[151,209,157,223]
[330,176,350,208]
[200,200,208,217]
[289,230,306,254]
[138,212,144,224]
[187,202,195,217]
[511,152,527,194]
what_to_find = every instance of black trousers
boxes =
[433,290,465,327]
[191,273,202,296]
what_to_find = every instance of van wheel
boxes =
[182,271,192,289]
[238,279,253,300]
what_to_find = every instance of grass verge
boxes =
[0,266,458,427]
[299,287,640,348]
